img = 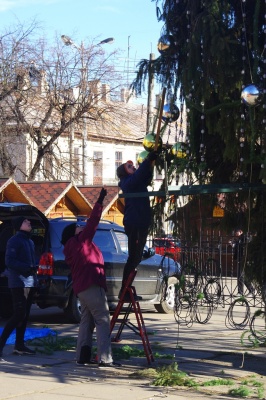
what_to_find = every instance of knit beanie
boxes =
[116,163,127,179]
[12,216,27,231]
[61,223,76,245]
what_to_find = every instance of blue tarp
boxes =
[0,327,56,344]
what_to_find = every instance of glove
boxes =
[97,187,107,204]
[148,150,159,161]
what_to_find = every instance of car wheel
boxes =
[64,291,81,323]
[154,276,178,314]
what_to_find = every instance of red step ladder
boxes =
[110,270,154,365]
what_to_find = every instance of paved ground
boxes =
[0,303,265,399]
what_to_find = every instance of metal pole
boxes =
[61,35,114,185]
[127,36,130,88]
[146,53,155,133]
[69,106,74,179]
[80,42,89,185]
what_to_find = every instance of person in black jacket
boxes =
[116,151,158,301]
[233,229,254,295]
[0,216,37,359]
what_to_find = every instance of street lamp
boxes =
[61,35,114,48]
[61,34,114,185]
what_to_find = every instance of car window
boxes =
[115,231,128,253]
[50,221,72,249]
[93,230,117,252]
[153,238,180,248]
[171,240,180,247]
[31,227,45,258]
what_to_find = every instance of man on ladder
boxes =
[116,150,159,301]
[114,151,159,365]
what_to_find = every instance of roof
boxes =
[0,178,123,219]
[18,181,91,216]
[78,185,120,216]
[0,177,33,204]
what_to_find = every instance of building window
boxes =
[115,151,122,169]
[93,151,103,185]
[115,151,122,176]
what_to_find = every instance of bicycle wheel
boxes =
[250,310,266,343]
[195,298,213,324]
[225,298,250,329]
[174,294,194,327]
[203,278,222,304]
[180,264,203,299]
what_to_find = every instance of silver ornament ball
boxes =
[241,84,263,106]
[162,103,180,123]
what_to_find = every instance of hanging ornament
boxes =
[241,84,263,106]
[157,34,175,55]
[162,103,180,123]
[171,142,187,159]
[143,133,163,151]
[137,150,149,164]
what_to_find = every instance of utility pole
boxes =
[127,36,131,88]
[146,53,155,133]
[61,35,114,185]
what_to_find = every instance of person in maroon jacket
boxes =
[61,188,120,369]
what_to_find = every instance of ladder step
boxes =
[110,271,154,364]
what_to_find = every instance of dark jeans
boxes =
[237,260,254,294]
[0,287,35,350]
[122,225,149,284]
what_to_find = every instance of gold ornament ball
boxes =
[171,142,187,159]
[157,34,175,55]
[143,133,162,151]
[137,150,149,164]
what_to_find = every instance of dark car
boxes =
[152,237,181,262]
[0,203,180,322]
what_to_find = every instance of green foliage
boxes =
[135,361,265,398]
[228,378,265,399]
[112,345,145,359]
[28,332,76,355]
[202,378,234,386]
[240,329,261,348]
[228,385,251,397]
[196,292,204,300]
[152,362,197,387]
[137,1,266,271]
[112,345,174,360]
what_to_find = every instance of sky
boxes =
[0,0,164,104]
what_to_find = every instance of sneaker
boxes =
[0,349,4,362]
[13,345,36,355]
[98,361,122,368]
